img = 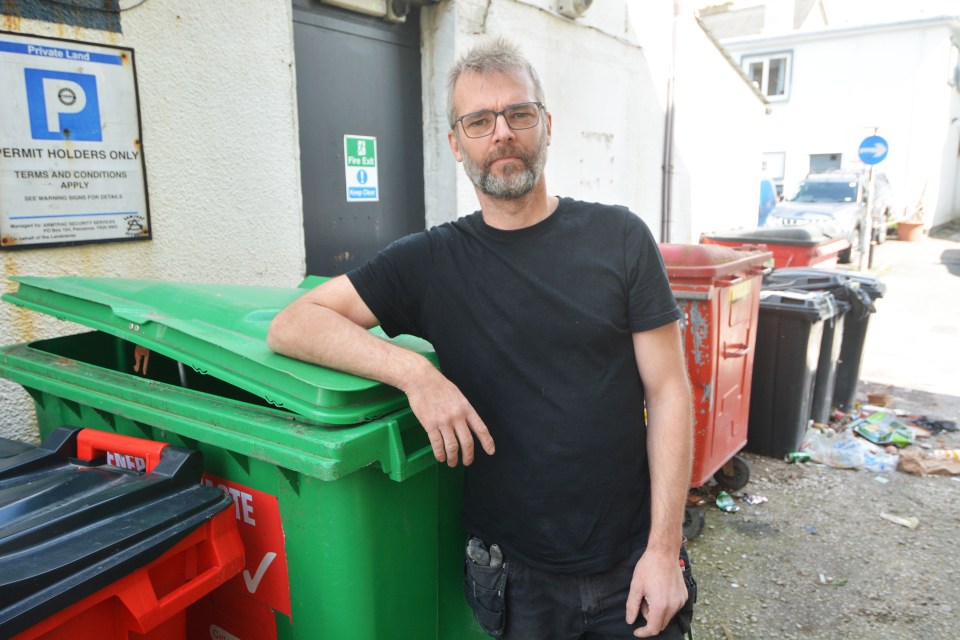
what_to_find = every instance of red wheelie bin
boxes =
[659,244,773,539]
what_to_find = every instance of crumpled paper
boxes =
[897,447,960,476]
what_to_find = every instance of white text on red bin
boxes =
[202,477,257,525]
[106,450,147,472]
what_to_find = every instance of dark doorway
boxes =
[293,2,426,277]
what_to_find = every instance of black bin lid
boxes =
[763,268,885,318]
[758,289,843,321]
[0,427,233,637]
[764,267,886,299]
[702,226,843,247]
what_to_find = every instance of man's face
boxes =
[449,70,551,201]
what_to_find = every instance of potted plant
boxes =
[897,198,926,242]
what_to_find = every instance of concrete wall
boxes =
[0,1,305,442]
[723,17,960,228]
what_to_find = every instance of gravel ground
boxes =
[685,384,960,640]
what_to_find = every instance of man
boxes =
[267,38,694,639]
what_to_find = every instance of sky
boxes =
[700,0,960,26]
[823,0,960,25]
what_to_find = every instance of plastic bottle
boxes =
[814,433,866,469]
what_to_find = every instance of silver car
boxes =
[762,170,894,264]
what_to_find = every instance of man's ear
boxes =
[448,128,463,162]
[545,111,552,146]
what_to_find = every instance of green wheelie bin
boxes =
[0,276,486,640]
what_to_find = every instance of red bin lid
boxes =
[658,243,774,281]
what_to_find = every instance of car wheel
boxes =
[839,227,861,264]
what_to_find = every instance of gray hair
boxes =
[446,37,546,129]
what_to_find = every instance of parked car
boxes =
[761,170,895,263]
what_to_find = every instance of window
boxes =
[809,153,841,174]
[788,180,857,204]
[742,52,792,100]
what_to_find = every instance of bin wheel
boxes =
[713,455,750,491]
[683,505,706,541]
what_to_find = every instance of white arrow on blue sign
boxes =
[858,135,888,165]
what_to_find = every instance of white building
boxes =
[0,0,764,442]
[717,12,960,228]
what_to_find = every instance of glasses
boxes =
[454,102,545,139]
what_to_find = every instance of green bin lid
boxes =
[2,276,436,425]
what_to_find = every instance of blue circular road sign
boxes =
[858,135,888,165]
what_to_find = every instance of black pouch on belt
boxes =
[676,545,698,636]
[463,538,509,637]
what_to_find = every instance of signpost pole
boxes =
[857,132,888,271]
[861,164,875,271]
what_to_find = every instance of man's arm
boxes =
[266,275,495,466]
[624,320,693,637]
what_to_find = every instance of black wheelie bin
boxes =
[745,289,844,458]
[762,268,886,412]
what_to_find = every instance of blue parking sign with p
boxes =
[24,68,102,141]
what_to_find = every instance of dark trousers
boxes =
[500,549,687,640]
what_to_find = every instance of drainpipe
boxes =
[660,0,679,242]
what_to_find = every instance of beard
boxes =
[461,128,548,200]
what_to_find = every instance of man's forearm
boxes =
[633,323,694,553]
[644,383,694,552]
[267,301,433,393]
[638,325,694,555]
[268,295,495,466]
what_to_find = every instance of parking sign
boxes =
[23,68,103,141]
[0,31,149,250]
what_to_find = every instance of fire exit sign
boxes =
[343,134,378,202]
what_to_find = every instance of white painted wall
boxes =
[723,17,960,228]
[0,1,305,442]
[672,15,769,241]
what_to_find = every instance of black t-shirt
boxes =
[348,197,681,573]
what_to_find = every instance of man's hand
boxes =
[267,275,496,467]
[403,362,495,467]
[625,547,687,638]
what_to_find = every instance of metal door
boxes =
[293,2,425,277]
